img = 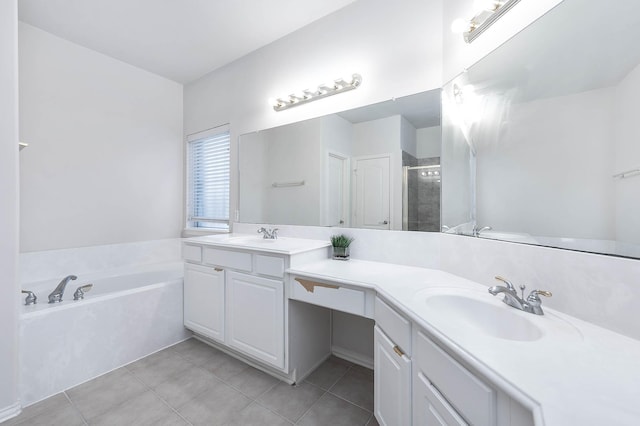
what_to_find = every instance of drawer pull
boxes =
[214,267,224,272]
[295,278,339,293]
[393,345,405,357]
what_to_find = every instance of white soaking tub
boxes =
[19,261,190,406]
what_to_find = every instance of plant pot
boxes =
[332,246,350,260]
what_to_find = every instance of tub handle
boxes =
[21,290,37,305]
[73,284,93,301]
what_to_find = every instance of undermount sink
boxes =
[411,287,582,342]
[423,293,543,341]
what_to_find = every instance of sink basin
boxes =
[423,293,543,341]
[411,287,582,342]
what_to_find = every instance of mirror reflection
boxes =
[239,90,442,231]
[441,0,640,258]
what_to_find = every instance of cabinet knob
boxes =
[214,267,223,272]
[393,345,405,357]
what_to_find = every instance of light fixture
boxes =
[451,0,521,43]
[270,74,362,112]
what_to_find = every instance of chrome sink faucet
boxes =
[488,276,552,315]
[257,227,278,239]
[48,275,77,303]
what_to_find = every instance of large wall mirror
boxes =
[441,0,640,258]
[238,90,442,231]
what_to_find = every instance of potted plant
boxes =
[331,234,354,260]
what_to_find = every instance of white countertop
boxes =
[183,233,331,255]
[287,258,640,426]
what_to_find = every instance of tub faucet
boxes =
[488,276,552,315]
[257,227,278,239]
[473,225,492,237]
[48,275,77,303]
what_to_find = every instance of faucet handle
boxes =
[21,290,37,305]
[526,290,552,315]
[73,284,93,301]
[494,276,516,292]
[527,289,552,300]
[272,228,279,239]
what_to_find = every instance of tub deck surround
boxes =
[287,259,640,426]
[19,261,189,406]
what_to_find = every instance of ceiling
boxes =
[338,90,442,129]
[18,0,357,84]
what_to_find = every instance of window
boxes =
[186,126,230,230]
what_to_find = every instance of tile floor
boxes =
[5,338,380,425]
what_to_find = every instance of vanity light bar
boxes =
[271,74,362,112]
[458,0,521,43]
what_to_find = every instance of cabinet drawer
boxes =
[290,277,371,318]
[418,372,468,426]
[375,297,411,356]
[255,255,285,278]
[183,244,202,262]
[415,329,495,426]
[203,247,252,271]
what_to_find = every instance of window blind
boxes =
[187,129,230,229]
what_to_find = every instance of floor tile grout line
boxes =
[239,400,295,425]
[62,391,90,426]
[292,388,329,425]
[143,382,195,426]
[325,388,374,414]
[320,363,354,393]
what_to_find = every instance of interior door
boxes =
[353,155,390,229]
[326,153,348,227]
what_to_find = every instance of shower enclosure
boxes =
[402,164,441,232]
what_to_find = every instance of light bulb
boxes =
[474,0,500,12]
[451,18,470,34]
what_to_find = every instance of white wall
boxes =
[400,117,417,157]
[265,119,323,225]
[476,87,615,239]
[613,63,640,245]
[416,126,442,158]
[19,23,184,252]
[238,132,267,223]
[0,0,20,420]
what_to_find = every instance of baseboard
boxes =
[332,345,374,370]
[0,401,21,423]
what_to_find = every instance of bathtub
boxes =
[20,261,190,406]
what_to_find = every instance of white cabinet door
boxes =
[374,326,411,426]
[226,271,284,369]
[353,155,391,229]
[184,263,225,343]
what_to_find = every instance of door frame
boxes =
[324,150,350,227]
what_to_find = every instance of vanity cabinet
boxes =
[182,237,330,382]
[374,297,412,426]
[225,270,284,369]
[183,263,225,343]
[183,242,287,370]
